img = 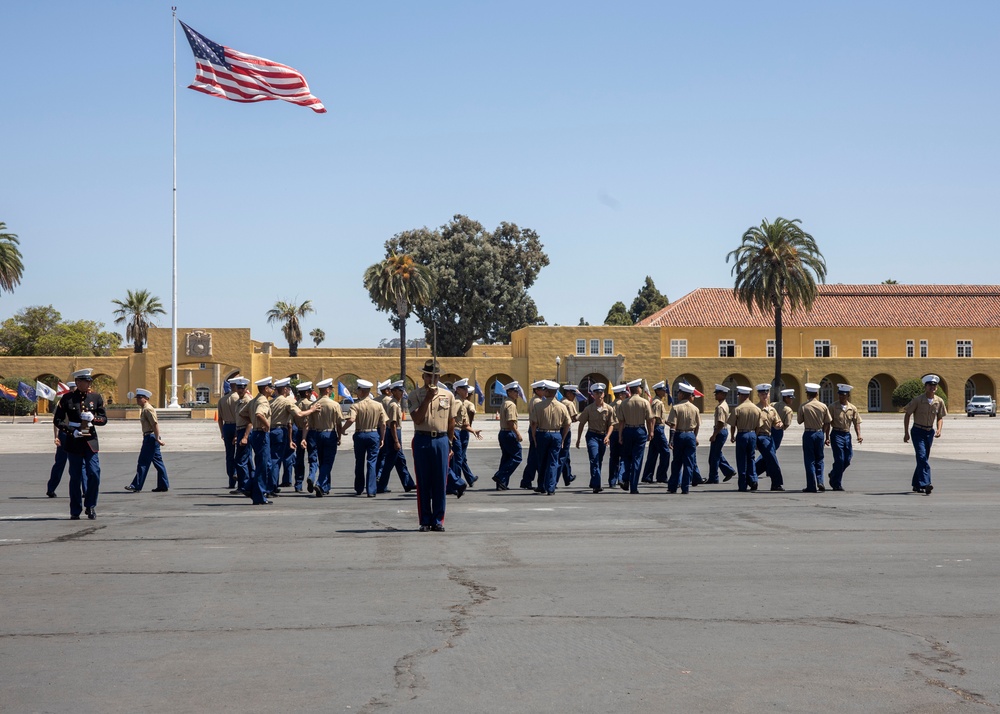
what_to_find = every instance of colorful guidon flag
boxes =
[179,21,326,113]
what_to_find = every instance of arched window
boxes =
[195,387,210,404]
[868,379,882,412]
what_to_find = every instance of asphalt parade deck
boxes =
[1,421,999,713]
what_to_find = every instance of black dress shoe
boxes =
[70,514,81,520]
[817,484,826,492]
[723,473,734,482]
[366,493,376,498]
[749,482,758,491]
[46,491,57,498]
[86,507,96,520]
[831,486,845,492]
[124,485,138,492]
[913,487,925,493]
[430,524,445,532]
[771,485,785,491]
[151,487,168,492]
[533,486,544,493]
[619,481,629,491]
[924,484,933,495]
[593,487,603,493]
[802,488,818,493]
[306,479,314,493]
[271,487,281,494]
[455,487,466,499]
[419,525,430,532]
[641,478,654,484]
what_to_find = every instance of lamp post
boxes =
[555,355,561,382]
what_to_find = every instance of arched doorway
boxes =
[722,373,751,407]
[868,373,898,412]
[440,372,462,389]
[819,374,847,406]
[578,372,611,406]
[33,373,61,414]
[388,374,416,392]
[966,373,995,401]
[91,373,118,406]
[672,373,704,411]
[777,373,802,403]
[484,372,514,414]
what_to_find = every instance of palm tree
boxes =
[0,222,24,294]
[266,300,314,356]
[310,328,325,347]
[111,289,166,353]
[363,254,435,388]
[726,217,827,399]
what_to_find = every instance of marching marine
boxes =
[829,384,863,491]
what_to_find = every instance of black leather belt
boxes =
[913,424,934,430]
[832,429,850,434]
[537,429,561,433]
[416,431,447,438]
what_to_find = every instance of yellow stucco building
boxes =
[2,285,997,415]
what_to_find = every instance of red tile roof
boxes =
[638,285,1000,329]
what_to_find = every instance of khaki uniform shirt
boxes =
[500,398,519,429]
[349,399,387,432]
[454,398,474,429]
[562,397,579,421]
[831,401,862,432]
[218,392,240,424]
[385,398,404,428]
[756,403,781,436]
[235,393,253,430]
[620,394,654,427]
[797,398,832,431]
[270,394,294,427]
[527,395,543,425]
[410,386,454,433]
[531,398,571,431]
[309,396,343,432]
[729,400,763,433]
[904,395,947,428]
[714,401,731,428]
[778,403,795,431]
[578,402,616,434]
[140,402,158,435]
[250,393,272,430]
[292,397,313,430]
[667,401,701,431]
[650,397,668,425]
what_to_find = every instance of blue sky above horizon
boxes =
[2,1,998,347]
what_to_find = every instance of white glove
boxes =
[73,429,84,438]
[80,411,94,422]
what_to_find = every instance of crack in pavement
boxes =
[358,566,495,713]
[52,524,105,542]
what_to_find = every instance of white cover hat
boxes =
[562,384,578,392]
[255,376,273,387]
[453,378,470,389]
[135,388,152,399]
[612,384,627,394]
[736,386,753,395]
[356,379,373,389]
[296,381,313,391]
[714,384,730,393]
[377,380,391,392]
[71,368,94,380]
[505,381,521,391]
[837,384,853,392]
[530,380,546,389]
[315,378,334,389]
[543,380,560,390]
[755,383,771,392]
[678,382,695,394]
[590,383,606,392]
[273,377,291,388]
[922,374,940,385]
[229,377,250,387]
[780,388,795,397]
[805,382,821,392]
[626,378,643,388]
[652,381,667,391]
[390,380,405,390]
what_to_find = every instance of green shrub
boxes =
[892,379,947,409]
[0,377,37,416]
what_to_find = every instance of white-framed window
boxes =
[766,340,784,358]
[862,340,878,358]
[919,339,928,358]
[199,362,207,370]
[576,339,586,355]
[670,339,687,358]
[195,386,210,404]
[906,340,914,358]
[719,339,736,357]
[820,379,836,405]
[589,339,600,355]
[814,340,831,357]
[957,339,973,358]
[868,379,882,412]
[603,339,614,355]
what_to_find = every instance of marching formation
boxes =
[45,367,948,525]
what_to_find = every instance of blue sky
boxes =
[2,1,998,348]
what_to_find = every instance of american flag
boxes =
[179,21,326,114]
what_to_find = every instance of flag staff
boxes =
[168,6,180,408]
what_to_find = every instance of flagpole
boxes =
[168,6,180,408]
